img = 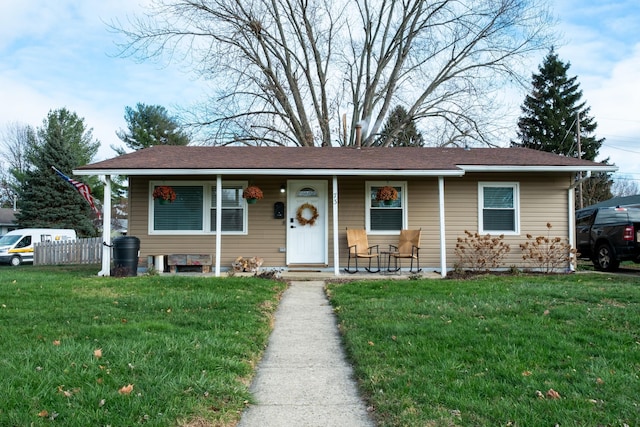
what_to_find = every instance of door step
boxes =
[287,264,327,272]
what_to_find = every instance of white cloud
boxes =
[587,43,640,176]
[0,0,205,161]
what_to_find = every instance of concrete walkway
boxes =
[238,281,375,427]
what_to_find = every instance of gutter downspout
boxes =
[333,176,340,275]
[215,175,222,276]
[438,176,447,277]
[568,186,576,272]
[99,175,112,276]
[567,171,590,272]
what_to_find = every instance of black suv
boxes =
[576,206,640,271]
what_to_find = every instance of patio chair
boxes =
[345,229,380,273]
[388,229,422,273]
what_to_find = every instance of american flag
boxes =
[52,166,101,219]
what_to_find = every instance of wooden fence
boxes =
[34,237,102,265]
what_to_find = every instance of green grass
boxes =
[327,273,640,427]
[0,265,286,426]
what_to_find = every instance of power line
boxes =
[602,143,640,155]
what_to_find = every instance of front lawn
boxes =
[0,266,285,426]
[327,273,640,426]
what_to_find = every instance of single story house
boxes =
[75,146,616,277]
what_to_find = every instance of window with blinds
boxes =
[154,186,204,231]
[366,183,406,233]
[211,186,244,232]
[150,182,247,234]
[479,183,519,234]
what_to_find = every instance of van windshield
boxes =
[0,235,22,246]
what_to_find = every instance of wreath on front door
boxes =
[296,202,319,226]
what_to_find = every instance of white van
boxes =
[0,228,77,266]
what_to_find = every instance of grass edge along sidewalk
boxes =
[327,274,640,427]
[0,266,286,426]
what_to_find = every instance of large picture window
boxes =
[478,182,519,234]
[150,181,247,234]
[366,182,406,233]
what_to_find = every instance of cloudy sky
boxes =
[1,1,639,185]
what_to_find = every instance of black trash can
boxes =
[112,236,140,277]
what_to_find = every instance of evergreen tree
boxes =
[113,103,190,155]
[15,108,100,236]
[513,49,610,206]
[375,106,424,147]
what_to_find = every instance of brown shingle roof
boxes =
[76,146,614,174]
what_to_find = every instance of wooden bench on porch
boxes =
[167,254,212,273]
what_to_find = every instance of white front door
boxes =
[287,180,327,265]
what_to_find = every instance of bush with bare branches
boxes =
[454,231,511,272]
[519,223,578,273]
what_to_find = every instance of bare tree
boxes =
[611,176,640,198]
[115,0,553,147]
[0,122,36,206]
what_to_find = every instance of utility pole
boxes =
[576,111,583,209]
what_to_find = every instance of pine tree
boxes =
[113,103,190,155]
[375,106,424,147]
[15,108,100,236]
[513,49,604,160]
[513,49,610,206]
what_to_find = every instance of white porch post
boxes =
[568,187,576,272]
[332,175,340,275]
[99,175,112,276]
[438,176,447,277]
[215,175,222,276]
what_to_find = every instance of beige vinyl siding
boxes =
[130,176,291,268]
[335,177,442,269]
[130,172,573,271]
[443,173,572,269]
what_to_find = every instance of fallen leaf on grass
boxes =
[37,410,49,417]
[522,370,532,376]
[57,385,75,397]
[118,384,134,395]
[546,389,561,399]
[596,377,604,385]
[368,341,375,346]
[94,348,102,358]
[536,390,544,399]
[53,340,61,346]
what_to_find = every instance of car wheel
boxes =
[10,256,22,267]
[593,243,620,272]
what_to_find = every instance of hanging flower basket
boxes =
[242,185,264,204]
[153,185,176,203]
[376,186,398,205]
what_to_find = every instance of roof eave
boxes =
[459,165,618,173]
[73,168,466,177]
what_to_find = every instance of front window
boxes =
[478,182,519,234]
[150,181,247,234]
[366,182,406,233]
[211,185,245,232]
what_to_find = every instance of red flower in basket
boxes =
[153,185,176,203]
[242,185,264,201]
[376,186,398,201]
